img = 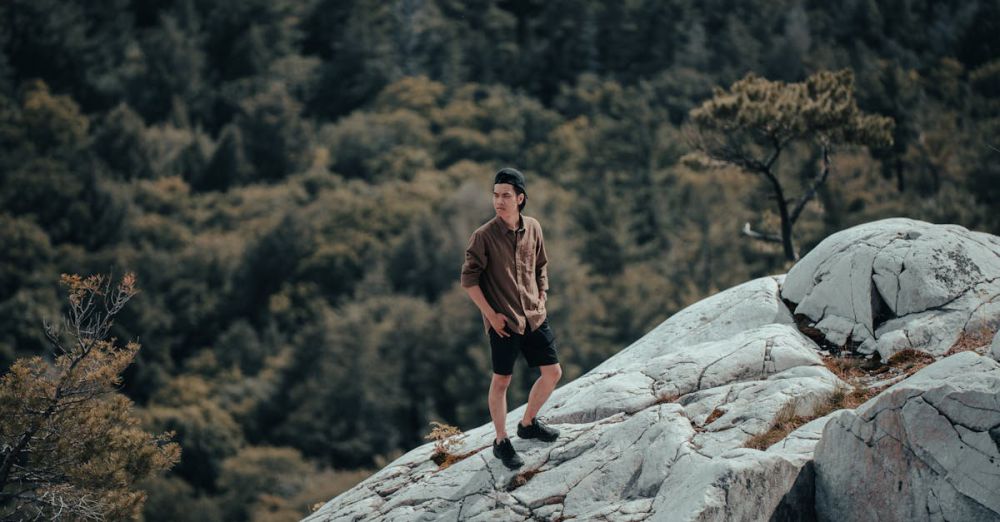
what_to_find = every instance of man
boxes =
[460,167,563,470]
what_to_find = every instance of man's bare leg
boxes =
[521,363,562,426]
[489,373,513,442]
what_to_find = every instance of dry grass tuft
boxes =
[744,401,809,450]
[886,349,936,377]
[656,393,681,405]
[506,468,543,491]
[887,348,936,365]
[822,355,868,381]
[704,408,725,425]
[823,385,885,411]
[945,326,997,356]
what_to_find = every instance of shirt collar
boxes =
[492,215,525,234]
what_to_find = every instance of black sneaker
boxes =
[517,418,559,442]
[492,437,524,470]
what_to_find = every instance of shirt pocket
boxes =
[518,238,536,271]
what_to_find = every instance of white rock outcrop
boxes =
[814,352,1000,521]
[782,218,1000,360]
[595,276,794,371]
[305,276,840,522]
[306,220,1000,522]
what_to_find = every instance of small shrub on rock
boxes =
[424,421,470,469]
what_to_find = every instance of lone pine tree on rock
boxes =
[688,69,894,261]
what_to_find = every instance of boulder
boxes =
[813,352,1000,521]
[781,218,1000,360]
[594,276,793,371]
[647,448,809,522]
[543,323,829,425]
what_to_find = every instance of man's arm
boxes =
[460,231,510,336]
[535,222,549,301]
[463,284,510,337]
[463,284,493,316]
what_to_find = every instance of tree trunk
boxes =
[763,170,796,261]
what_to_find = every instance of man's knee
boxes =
[541,364,562,383]
[491,373,513,391]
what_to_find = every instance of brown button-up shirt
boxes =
[461,215,549,335]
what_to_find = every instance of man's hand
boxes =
[539,289,547,303]
[488,311,509,337]
[464,286,511,337]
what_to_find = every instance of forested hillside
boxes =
[1,0,998,519]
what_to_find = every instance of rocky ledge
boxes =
[305,219,1000,522]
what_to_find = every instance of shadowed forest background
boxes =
[1,0,999,519]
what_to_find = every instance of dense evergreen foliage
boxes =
[1,0,997,519]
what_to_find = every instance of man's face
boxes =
[493,183,523,219]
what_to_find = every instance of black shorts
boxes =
[489,318,559,376]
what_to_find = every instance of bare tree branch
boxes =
[742,222,783,243]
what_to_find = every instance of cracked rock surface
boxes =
[814,352,1000,522]
[781,218,1000,360]
[304,276,839,522]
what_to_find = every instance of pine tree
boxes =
[0,273,180,520]
[688,69,894,260]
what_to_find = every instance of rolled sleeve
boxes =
[535,226,549,292]
[461,231,487,287]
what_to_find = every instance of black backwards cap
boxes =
[494,167,526,195]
